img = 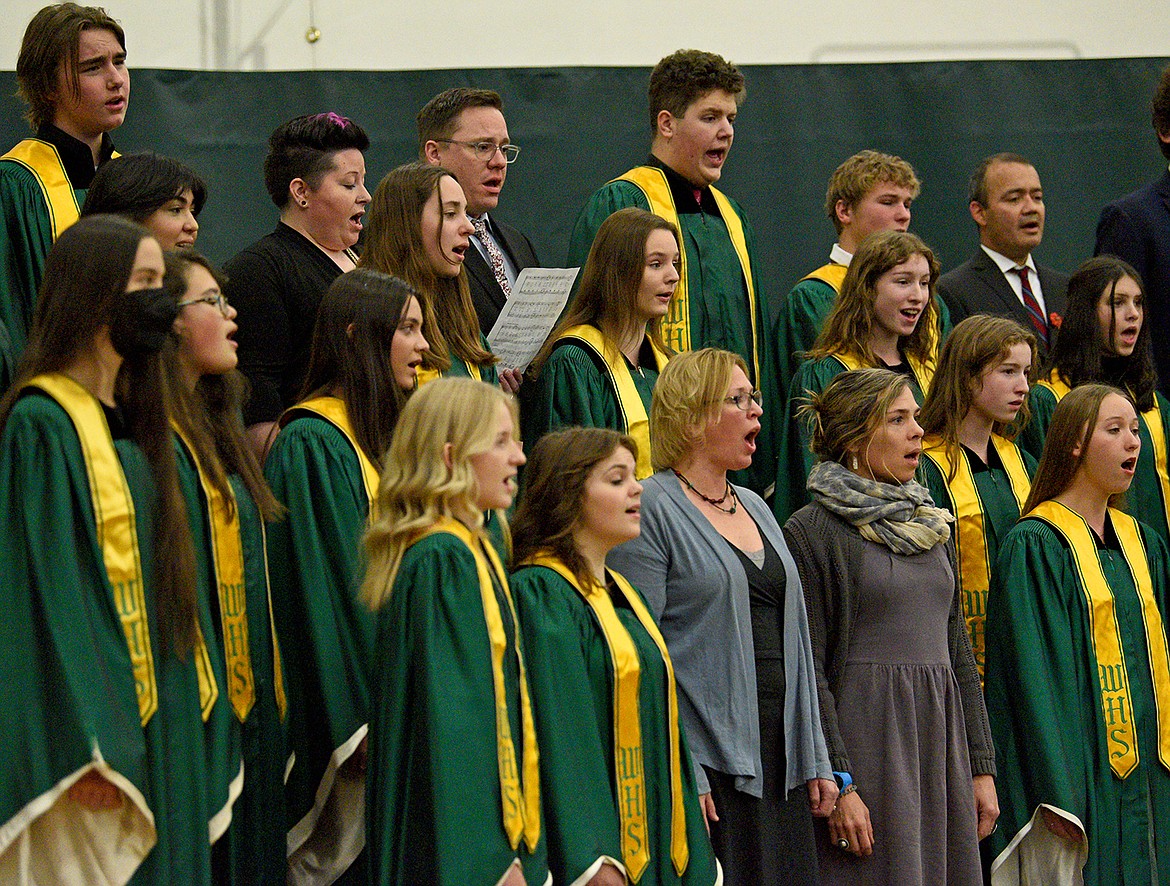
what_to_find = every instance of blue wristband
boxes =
[833,771,852,789]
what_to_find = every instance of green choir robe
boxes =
[366,529,548,885]
[566,169,777,496]
[265,412,373,884]
[773,352,929,523]
[985,511,1170,884]
[1021,382,1170,546]
[918,440,1036,677]
[511,564,718,886]
[175,442,287,884]
[418,332,500,386]
[521,339,659,445]
[0,390,212,885]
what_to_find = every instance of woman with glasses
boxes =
[774,230,943,524]
[523,208,678,478]
[361,162,518,393]
[783,367,997,885]
[162,250,289,883]
[609,348,836,886]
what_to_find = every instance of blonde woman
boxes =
[361,378,546,885]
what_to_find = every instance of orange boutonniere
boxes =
[1049,312,1062,329]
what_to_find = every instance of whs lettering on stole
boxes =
[496,698,524,824]
[617,743,647,859]
[663,299,688,353]
[963,586,987,673]
[1098,661,1136,767]
[113,576,157,723]
[220,579,254,710]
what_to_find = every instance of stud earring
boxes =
[850,454,859,471]
[300,200,308,207]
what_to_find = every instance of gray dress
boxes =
[785,503,990,886]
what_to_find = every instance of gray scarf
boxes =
[807,460,953,555]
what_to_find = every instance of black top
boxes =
[224,223,347,424]
[36,123,116,189]
[644,154,720,215]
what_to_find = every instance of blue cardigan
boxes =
[609,470,832,797]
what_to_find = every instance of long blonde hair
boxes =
[361,378,517,609]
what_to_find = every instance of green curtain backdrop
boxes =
[2,58,1166,321]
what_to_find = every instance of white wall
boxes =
[2,0,1165,71]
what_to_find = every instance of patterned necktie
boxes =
[1013,266,1048,344]
[471,215,511,298]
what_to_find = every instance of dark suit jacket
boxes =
[937,249,1069,352]
[1095,168,1170,392]
[466,216,540,336]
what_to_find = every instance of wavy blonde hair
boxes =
[650,348,746,471]
[361,378,517,609]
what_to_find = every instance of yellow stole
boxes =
[417,518,541,851]
[800,262,848,291]
[1027,501,1170,777]
[920,435,1031,677]
[555,324,669,480]
[1,140,120,239]
[614,166,761,388]
[172,425,256,722]
[831,349,935,395]
[26,373,220,724]
[523,554,688,881]
[1038,371,1170,533]
[285,396,380,521]
[416,358,482,386]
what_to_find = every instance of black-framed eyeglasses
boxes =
[724,390,763,411]
[434,139,521,163]
[178,293,230,317]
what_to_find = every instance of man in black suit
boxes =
[419,88,539,336]
[1095,63,1170,393]
[937,153,1068,352]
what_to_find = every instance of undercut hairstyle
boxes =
[17,3,125,130]
[809,229,941,367]
[824,150,921,234]
[297,268,422,469]
[919,315,1038,465]
[801,368,910,466]
[650,347,746,471]
[530,207,678,377]
[361,378,518,609]
[263,112,370,209]
[360,162,493,373]
[417,87,504,156]
[82,152,207,222]
[1043,255,1156,411]
[967,152,1035,207]
[162,251,281,522]
[1153,63,1170,160]
[647,49,745,133]
[0,214,197,654]
[511,427,638,590]
[1023,383,1132,513]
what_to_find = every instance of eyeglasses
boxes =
[724,390,763,411]
[178,292,231,317]
[434,139,521,163]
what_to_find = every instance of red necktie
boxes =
[1014,266,1048,344]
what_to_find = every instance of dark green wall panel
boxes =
[3,58,1166,320]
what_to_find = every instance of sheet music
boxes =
[487,267,580,371]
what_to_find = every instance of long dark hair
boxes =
[162,251,281,521]
[0,215,198,653]
[511,427,638,590]
[530,207,677,377]
[297,268,419,467]
[1043,255,1157,411]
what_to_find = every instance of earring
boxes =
[300,200,308,207]
[850,454,859,471]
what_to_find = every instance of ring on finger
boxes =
[837,838,850,850]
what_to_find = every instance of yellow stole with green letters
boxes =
[286,396,380,521]
[27,373,220,723]
[614,166,761,388]
[523,554,688,881]
[172,425,256,722]
[417,517,541,851]
[1027,501,1170,777]
[921,435,1031,677]
[556,324,669,480]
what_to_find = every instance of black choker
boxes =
[673,469,738,514]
